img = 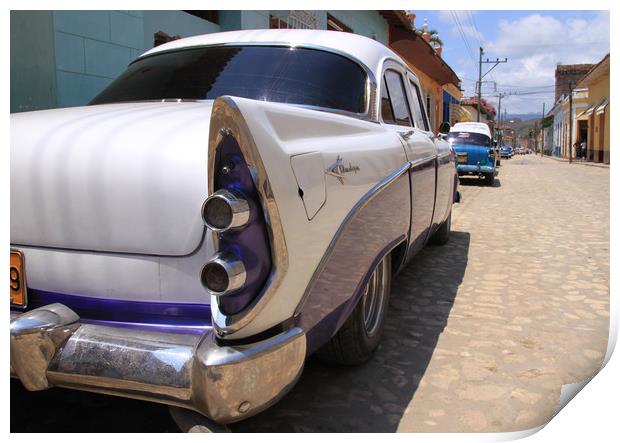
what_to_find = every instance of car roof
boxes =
[451,122,492,138]
[139,29,406,84]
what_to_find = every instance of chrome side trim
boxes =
[409,154,437,168]
[133,42,378,122]
[208,97,289,336]
[294,162,411,316]
[11,305,306,424]
[437,150,454,160]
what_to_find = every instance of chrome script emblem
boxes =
[325,155,360,185]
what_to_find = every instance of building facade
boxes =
[459,97,496,133]
[11,10,392,112]
[548,102,563,157]
[575,54,610,164]
[558,88,589,159]
[554,63,594,103]
[443,83,469,125]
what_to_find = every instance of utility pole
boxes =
[477,48,483,122]
[497,93,504,145]
[477,47,508,122]
[568,82,573,163]
[541,102,545,157]
[534,120,538,154]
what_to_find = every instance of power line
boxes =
[466,11,499,88]
[450,11,477,67]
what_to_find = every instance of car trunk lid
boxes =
[11,102,213,256]
[452,143,492,167]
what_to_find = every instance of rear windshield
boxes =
[448,131,491,147]
[90,46,367,114]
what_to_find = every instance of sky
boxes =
[417,10,610,116]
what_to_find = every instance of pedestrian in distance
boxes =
[575,141,581,160]
[581,140,587,161]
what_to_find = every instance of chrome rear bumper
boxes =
[10,303,306,424]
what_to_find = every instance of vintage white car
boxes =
[10,29,458,424]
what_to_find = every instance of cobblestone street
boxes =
[11,155,610,432]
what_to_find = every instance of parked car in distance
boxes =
[448,122,497,185]
[500,145,514,158]
[10,29,459,425]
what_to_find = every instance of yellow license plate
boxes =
[10,250,27,308]
[457,153,468,163]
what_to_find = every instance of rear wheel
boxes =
[317,253,392,365]
[483,173,495,186]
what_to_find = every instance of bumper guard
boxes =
[10,303,306,424]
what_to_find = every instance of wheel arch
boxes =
[295,165,411,355]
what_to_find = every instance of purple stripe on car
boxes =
[13,289,212,330]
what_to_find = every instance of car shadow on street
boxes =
[459,177,502,188]
[233,231,471,432]
[10,378,179,432]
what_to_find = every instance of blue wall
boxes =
[327,11,388,45]
[12,10,389,111]
[443,90,459,124]
[52,11,144,107]
[10,11,57,112]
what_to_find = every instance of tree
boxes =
[427,29,444,47]
[416,27,443,47]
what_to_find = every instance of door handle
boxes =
[398,130,415,140]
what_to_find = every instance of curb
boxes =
[542,155,610,169]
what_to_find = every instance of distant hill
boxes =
[504,117,541,139]
[505,113,542,121]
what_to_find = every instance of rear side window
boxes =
[380,76,395,123]
[382,70,412,126]
[409,80,429,131]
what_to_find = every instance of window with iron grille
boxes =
[270,11,318,29]
[327,13,353,33]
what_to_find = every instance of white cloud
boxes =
[456,11,609,114]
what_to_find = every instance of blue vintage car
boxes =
[448,122,497,186]
[500,145,514,158]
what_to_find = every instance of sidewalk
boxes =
[542,154,610,169]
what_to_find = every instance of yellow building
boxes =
[559,88,589,158]
[575,54,610,163]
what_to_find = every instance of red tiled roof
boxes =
[460,97,496,116]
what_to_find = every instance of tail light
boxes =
[202,189,249,232]
[201,252,246,295]
[202,130,272,315]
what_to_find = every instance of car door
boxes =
[430,124,456,232]
[403,72,444,255]
[379,64,437,261]
[404,72,455,233]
